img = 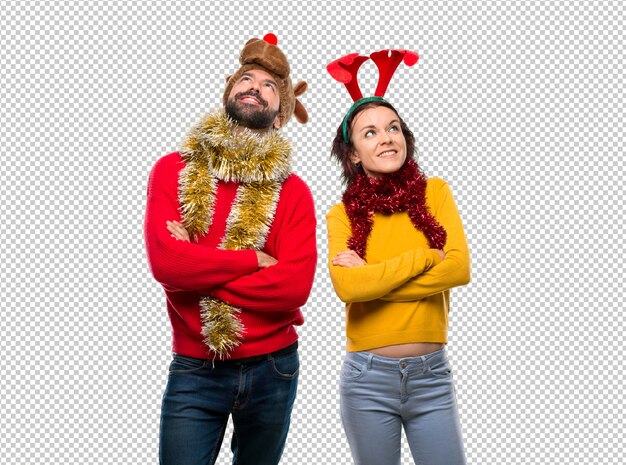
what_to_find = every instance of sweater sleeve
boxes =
[144,153,258,292]
[208,176,317,311]
[380,179,470,302]
[326,204,443,304]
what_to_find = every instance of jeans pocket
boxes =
[428,358,453,378]
[169,354,207,374]
[340,359,366,381]
[271,351,299,379]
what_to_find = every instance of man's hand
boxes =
[255,250,278,269]
[332,250,366,268]
[167,221,190,242]
[167,220,278,270]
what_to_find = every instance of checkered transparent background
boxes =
[1,0,624,463]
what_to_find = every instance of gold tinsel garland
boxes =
[178,111,292,358]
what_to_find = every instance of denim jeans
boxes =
[159,349,299,465]
[340,346,466,465]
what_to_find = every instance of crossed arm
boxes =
[380,181,470,301]
[167,221,277,268]
[144,155,259,292]
[168,203,317,313]
[152,159,317,311]
[327,179,470,303]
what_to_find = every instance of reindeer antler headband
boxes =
[326,49,419,141]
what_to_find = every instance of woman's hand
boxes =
[435,249,445,260]
[167,221,190,242]
[332,250,366,268]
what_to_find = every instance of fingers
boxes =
[256,250,278,269]
[166,221,190,242]
[334,251,361,259]
[332,250,365,267]
[332,257,363,267]
[334,250,359,258]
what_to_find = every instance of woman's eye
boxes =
[389,125,399,132]
[365,130,375,137]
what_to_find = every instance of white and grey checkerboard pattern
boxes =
[1,0,624,463]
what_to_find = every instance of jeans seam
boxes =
[209,418,228,465]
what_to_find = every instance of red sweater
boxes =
[144,152,317,359]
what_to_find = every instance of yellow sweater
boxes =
[326,177,470,352]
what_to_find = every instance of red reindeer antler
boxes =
[369,49,419,97]
[326,53,371,101]
[327,49,419,102]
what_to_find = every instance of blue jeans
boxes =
[159,349,299,465]
[340,346,466,465]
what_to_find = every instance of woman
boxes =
[327,99,470,465]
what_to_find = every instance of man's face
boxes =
[225,69,281,130]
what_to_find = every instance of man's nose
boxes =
[247,78,261,92]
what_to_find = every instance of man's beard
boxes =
[225,91,279,130]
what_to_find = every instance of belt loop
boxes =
[366,353,374,370]
[419,355,428,374]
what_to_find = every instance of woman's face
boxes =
[349,106,407,178]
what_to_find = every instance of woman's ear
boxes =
[349,151,361,165]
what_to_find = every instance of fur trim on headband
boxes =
[178,110,292,357]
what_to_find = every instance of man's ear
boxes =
[273,115,281,129]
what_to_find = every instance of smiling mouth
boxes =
[378,150,397,158]
[239,96,262,105]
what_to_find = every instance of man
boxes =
[144,33,316,465]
